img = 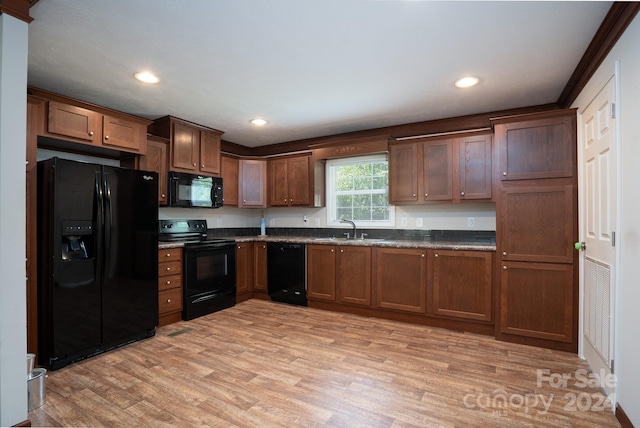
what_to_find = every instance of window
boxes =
[326,155,395,227]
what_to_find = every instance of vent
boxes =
[584,257,611,364]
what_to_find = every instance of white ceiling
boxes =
[27,1,612,148]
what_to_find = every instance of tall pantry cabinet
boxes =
[492,109,578,352]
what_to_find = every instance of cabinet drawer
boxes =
[159,260,182,277]
[158,249,182,262]
[158,274,182,292]
[159,288,182,315]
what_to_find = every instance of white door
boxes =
[580,75,617,398]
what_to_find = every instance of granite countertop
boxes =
[160,236,495,251]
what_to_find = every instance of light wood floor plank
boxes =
[29,299,620,427]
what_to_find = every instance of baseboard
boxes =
[617,403,635,428]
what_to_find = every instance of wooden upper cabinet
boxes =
[138,136,169,205]
[151,116,223,176]
[428,250,492,322]
[374,247,426,313]
[172,121,199,172]
[423,139,453,201]
[102,115,145,153]
[45,99,148,154]
[458,134,492,200]
[494,111,576,181]
[220,155,239,206]
[239,159,267,208]
[501,184,575,264]
[199,130,222,175]
[389,143,419,203]
[268,154,312,207]
[389,134,492,205]
[48,101,99,143]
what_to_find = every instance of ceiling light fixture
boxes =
[455,76,479,89]
[250,118,268,126]
[134,71,159,84]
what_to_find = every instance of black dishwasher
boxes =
[267,243,307,306]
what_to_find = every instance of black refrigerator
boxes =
[37,157,159,370]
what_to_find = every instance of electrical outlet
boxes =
[401,217,408,227]
[467,217,475,228]
[416,218,423,228]
[303,215,308,227]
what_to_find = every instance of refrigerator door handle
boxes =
[104,173,113,253]
[95,172,104,250]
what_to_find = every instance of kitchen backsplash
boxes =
[159,202,497,231]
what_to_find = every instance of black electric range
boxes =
[159,220,236,320]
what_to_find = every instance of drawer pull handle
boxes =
[88,131,94,137]
[167,299,171,303]
[166,267,171,271]
[435,253,438,257]
[166,253,171,257]
[503,266,507,270]
[166,280,171,285]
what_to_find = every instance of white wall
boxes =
[159,203,496,232]
[0,13,28,426]
[572,14,640,425]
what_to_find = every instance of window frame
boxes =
[325,154,395,228]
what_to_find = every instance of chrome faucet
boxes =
[340,218,357,240]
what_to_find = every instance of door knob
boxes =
[574,242,586,251]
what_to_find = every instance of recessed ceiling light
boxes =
[134,71,159,84]
[455,76,479,89]
[250,118,268,126]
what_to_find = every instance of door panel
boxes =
[580,75,617,396]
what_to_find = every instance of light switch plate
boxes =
[401,217,408,227]
[467,217,475,228]
[416,218,423,228]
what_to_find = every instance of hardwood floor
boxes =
[29,299,620,427]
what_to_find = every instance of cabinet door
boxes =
[500,261,574,343]
[429,250,492,321]
[236,243,254,294]
[374,248,426,313]
[288,156,311,206]
[337,246,371,306]
[458,135,492,200]
[501,184,575,263]
[239,159,267,208]
[139,139,168,205]
[423,139,453,201]
[268,158,289,207]
[389,143,419,203]
[307,245,336,301]
[199,130,221,175]
[102,115,145,153]
[172,122,198,172]
[48,101,98,143]
[254,243,268,292]
[220,155,239,206]
[495,114,576,181]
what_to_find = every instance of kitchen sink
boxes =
[313,237,385,242]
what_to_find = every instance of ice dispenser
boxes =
[61,220,93,260]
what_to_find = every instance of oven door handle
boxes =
[191,290,234,304]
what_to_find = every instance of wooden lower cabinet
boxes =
[336,246,372,306]
[254,242,268,292]
[158,248,183,327]
[428,250,492,322]
[500,261,574,343]
[307,245,336,301]
[373,247,427,313]
[236,242,254,300]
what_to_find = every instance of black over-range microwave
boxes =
[168,171,223,208]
